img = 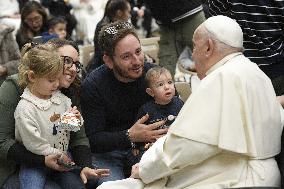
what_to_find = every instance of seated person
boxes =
[41,0,77,38]
[132,66,184,157]
[0,38,108,189]
[35,17,67,43]
[15,43,109,189]
[81,21,167,186]
[16,1,49,49]
[46,17,67,40]
[0,23,20,85]
[97,15,283,189]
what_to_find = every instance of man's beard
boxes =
[112,62,143,82]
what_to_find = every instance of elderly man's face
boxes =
[111,34,145,82]
[192,27,208,80]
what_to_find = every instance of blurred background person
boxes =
[0,0,21,36]
[16,1,48,49]
[86,0,131,74]
[32,17,67,44]
[47,17,67,39]
[69,0,108,44]
[41,0,77,39]
[0,24,20,85]
[208,0,284,96]
[43,17,67,41]
[129,0,153,38]
[143,0,206,76]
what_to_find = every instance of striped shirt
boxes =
[208,0,284,67]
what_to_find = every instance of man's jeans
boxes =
[92,148,141,186]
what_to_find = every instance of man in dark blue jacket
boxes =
[81,21,167,186]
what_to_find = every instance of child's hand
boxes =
[68,106,81,119]
[60,153,72,162]
[58,153,73,165]
[55,153,75,170]
[45,154,69,172]
[80,167,110,184]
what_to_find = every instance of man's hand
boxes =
[130,163,140,179]
[80,167,110,184]
[45,154,69,172]
[128,114,167,143]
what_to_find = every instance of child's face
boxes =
[50,23,67,39]
[147,72,175,105]
[30,71,62,99]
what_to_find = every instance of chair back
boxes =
[80,44,95,69]
[175,82,192,102]
[140,37,160,64]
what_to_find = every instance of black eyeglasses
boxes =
[61,56,83,73]
[25,15,42,25]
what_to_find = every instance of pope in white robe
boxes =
[97,15,283,189]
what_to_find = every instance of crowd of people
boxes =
[0,0,283,189]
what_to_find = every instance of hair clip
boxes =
[104,22,133,35]
[105,26,118,35]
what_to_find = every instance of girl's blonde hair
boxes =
[18,43,63,89]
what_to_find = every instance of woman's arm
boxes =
[69,125,93,168]
[0,76,45,166]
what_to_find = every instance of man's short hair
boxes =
[98,21,139,57]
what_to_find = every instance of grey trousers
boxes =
[158,11,206,75]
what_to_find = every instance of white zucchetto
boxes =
[204,15,243,48]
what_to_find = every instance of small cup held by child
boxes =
[58,112,82,132]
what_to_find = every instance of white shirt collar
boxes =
[206,52,242,76]
[21,88,62,110]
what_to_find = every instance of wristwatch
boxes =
[125,129,136,148]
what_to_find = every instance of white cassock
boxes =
[0,0,20,36]
[98,53,283,189]
[69,0,107,43]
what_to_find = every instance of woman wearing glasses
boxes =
[0,38,109,189]
[16,1,48,49]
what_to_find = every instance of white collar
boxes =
[21,88,62,110]
[206,52,242,76]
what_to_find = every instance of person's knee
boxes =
[54,171,84,189]
[44,179,62,189]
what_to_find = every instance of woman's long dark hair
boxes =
[47,38,81,107]
[17,1,48,48]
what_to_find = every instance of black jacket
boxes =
[144,0,203,25]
